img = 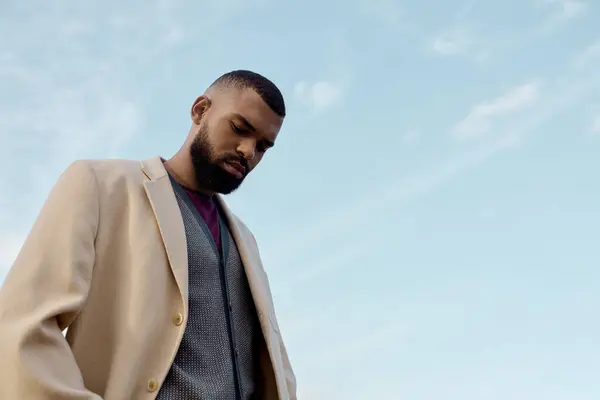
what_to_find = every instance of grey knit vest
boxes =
[157,177,261,400]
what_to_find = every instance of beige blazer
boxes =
[0,156,296,400]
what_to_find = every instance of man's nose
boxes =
[238,140,256,161]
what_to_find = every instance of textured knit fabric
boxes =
[157,177,261,400]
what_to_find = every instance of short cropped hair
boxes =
[210,70,286,117]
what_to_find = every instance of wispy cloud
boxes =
[264,139,509,267]
[293,80,343,112]
[538,0,588,30]
[544,0,587,19]
[264,43,600,268]
[428,1,479,54]
[431,28,476,56]
[429,26,492,62]
[452,82,541,141]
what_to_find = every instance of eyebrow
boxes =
[232,113,256,132]
[232,113,275,148]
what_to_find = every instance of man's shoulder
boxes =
[67,158,146,183]
[75,158,141,173]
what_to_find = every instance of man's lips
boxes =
[221,161,246,179]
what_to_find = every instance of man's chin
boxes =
[212,178,244,195]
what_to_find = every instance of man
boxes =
[0,70,296,400]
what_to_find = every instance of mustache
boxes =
[219,154,249,172]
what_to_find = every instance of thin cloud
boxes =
[264,139,509,267]
[263,44,600,267]
[431,28,475,56]
[429,26,491,63]
[538,0,588,31]
[543,0,587,20]
[452,82,540,141]
[294,80,343,112]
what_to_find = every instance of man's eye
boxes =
[231,124,244,134]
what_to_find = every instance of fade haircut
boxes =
[210,70,286,117]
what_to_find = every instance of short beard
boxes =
[189,123,246,194]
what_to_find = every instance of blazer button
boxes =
[172,312,184,326]
[147,379,159,392]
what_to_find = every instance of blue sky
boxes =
[1,0,599,398]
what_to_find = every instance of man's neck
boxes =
[163,156,214,197]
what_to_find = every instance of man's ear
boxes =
[190,95,212,125]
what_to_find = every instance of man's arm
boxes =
[0,161,103,399]
[279,335,297,399]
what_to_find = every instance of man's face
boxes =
[189,87,283,194]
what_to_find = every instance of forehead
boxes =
[215,88,283,136]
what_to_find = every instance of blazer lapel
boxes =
[140,157,189,305]
[216,197,286,397]
[215,197,272,333]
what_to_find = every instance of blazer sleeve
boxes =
[280,335,298,399]
[0,161,103,399]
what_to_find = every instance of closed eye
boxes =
[231,123,246,134]
[231,121,272,153]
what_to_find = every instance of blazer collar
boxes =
[140,156,168,181]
